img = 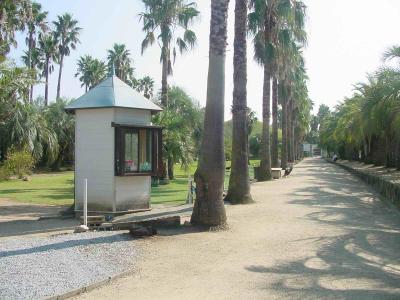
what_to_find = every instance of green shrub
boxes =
[0,165,11,181]
[3,148,35,179]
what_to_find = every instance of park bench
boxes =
[271,168,282,179]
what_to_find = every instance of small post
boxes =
[186,176,193,204]
[84,178,88,226]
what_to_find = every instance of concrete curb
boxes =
[46,269,135,300]
[329,159,400,209]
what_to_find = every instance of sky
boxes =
[9,0,400,119]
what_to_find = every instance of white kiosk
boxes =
[66,74,162,214]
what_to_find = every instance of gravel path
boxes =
[77,158,400,300]
[0,231,137,299]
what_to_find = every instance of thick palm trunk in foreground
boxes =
[191,0,229,226]
[225,0,252,204]
[271,78,279,168]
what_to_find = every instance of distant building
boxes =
[303,143,321,157]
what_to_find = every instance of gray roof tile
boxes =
[65,75,162,112]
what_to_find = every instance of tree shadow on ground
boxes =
[0,233,132,258]
[246,158,400,299]
[0,218,78,238]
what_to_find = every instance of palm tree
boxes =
[331,47,400,167]
[272,0,307,169]
[3,102,58,162]
[25,1,48,102]
[88,58,108,88]
[249,0,306,172]
[21,47,42,102]
[0,0,30,55]
[140,0,199,107]
[75,55,92,92]
[248,0,280,181]
[53,13,81,99]
[225,0,253,204]
[0,61,35,124]
[45,98,74,170]
[153,86,203,179]
[271,77,279,167]
[107,43,133,82]
[191,0,230,226]
[135,76,155,99]
[75,55,107,91]
[38,33,57,106]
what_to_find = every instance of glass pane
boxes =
[124,132,138,172]
[139,129,153,172]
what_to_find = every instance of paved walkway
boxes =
[77,158,400,300]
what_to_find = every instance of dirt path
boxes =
[0,199,77,239]
[0,198,68,222]
[77,158,400,300]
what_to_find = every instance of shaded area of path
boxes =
[77,158,400,300]
[0,199,77,239]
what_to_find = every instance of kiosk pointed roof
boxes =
[65,75,162,112]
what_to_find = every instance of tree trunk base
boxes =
[159,178,170,185]
[224,192,254,205]
[191,171,227,227]
[257,171,272,182]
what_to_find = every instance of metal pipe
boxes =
[84,178,88,226]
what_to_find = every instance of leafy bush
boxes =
[3,148,35,179]
[0,165,11,181]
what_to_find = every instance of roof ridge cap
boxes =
[112,75,116,106]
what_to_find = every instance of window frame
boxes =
[113,122,162,177]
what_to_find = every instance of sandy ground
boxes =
[75,158,400,300]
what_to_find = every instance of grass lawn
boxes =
[0,160,259,206]
[0,172,74,206]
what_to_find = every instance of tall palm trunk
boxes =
[56,53,64,99]
[281,95,288,169]
[259,64,272,181]
[161,45,169,107]
[291,113,297,162]
[44,58,49,106]
[191,0,229,226]
[30,84,34,103]
[287,99,292,162]
[259,10,273,181]
[225,0,252,204]
[160,41,170,183]
[271,77,279,168]
[28,31,34,103]
[288,99,294,162]
[167,158,174,180]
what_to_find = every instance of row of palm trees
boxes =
[137,0,311,226]
[0,1,77,166]
[189,0,311,226]
[17,9,79,104]
[75,44,155,99]
[319,46,400,168]
[2,0,312,226]
[15,1,82,105]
